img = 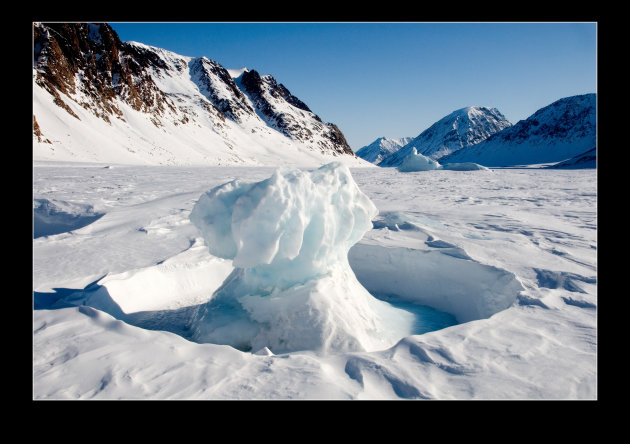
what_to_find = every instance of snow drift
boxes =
[189,162,414,354]
[33,198,104,238]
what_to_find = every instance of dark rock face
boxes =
[33,22,174,124]
[239,69,353,155]
[239,69,289,123]
[324,123,354,155]
[189,58,254,122]
[240,70,313,115]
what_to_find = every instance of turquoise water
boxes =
[373,293,458,335]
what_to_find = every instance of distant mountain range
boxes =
[441,94,596,167]
[33,22,366,167]
[377,107,512,167]
[358,94,596,168]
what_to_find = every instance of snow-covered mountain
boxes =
[547,147,596,169]
[355,136,413,164]
[378,106,512,167]
[441,94,597,167]
[32,22,366,167]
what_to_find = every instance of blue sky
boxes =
[110,22,597,150]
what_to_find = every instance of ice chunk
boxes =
[190,162,378,281]
[189,162,414,354]
[397,148,442,172]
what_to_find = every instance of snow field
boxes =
[33,163,597,399]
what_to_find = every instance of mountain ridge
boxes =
[441,93,596,167]
[33,22,365,167]
[378,106,512,167]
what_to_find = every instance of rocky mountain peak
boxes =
[188,56,254,123]
[441,93,596,167]
[378,106,512,167]
[33,22,174,124]
[495,94,595,144]
[33,22,359,166]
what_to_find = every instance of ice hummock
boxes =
[189,162,415,354]
[397,148,442,172]
[397,148,489,172]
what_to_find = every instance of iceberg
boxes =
[189,162,414,354]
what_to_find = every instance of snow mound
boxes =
[189,162,414,354]
[397,148,441,172]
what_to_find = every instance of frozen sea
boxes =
[32,162,597,399]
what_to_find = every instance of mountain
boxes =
[355,136,413,164]
[33,22,365,167]
[378,106,512,167]
[440,94,596,167]
[547,147,596,169]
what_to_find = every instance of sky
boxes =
[110,22,597,150]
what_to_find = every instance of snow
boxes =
[227,67,249,78]
[34,198,104,238]
[33,162,597,399]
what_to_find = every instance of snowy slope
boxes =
[441,94,597,167]
[355,137,413,164]
[32,23,368,168]
[548,147,596,169]
[379,107,512,166]
[33,163,597,399]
